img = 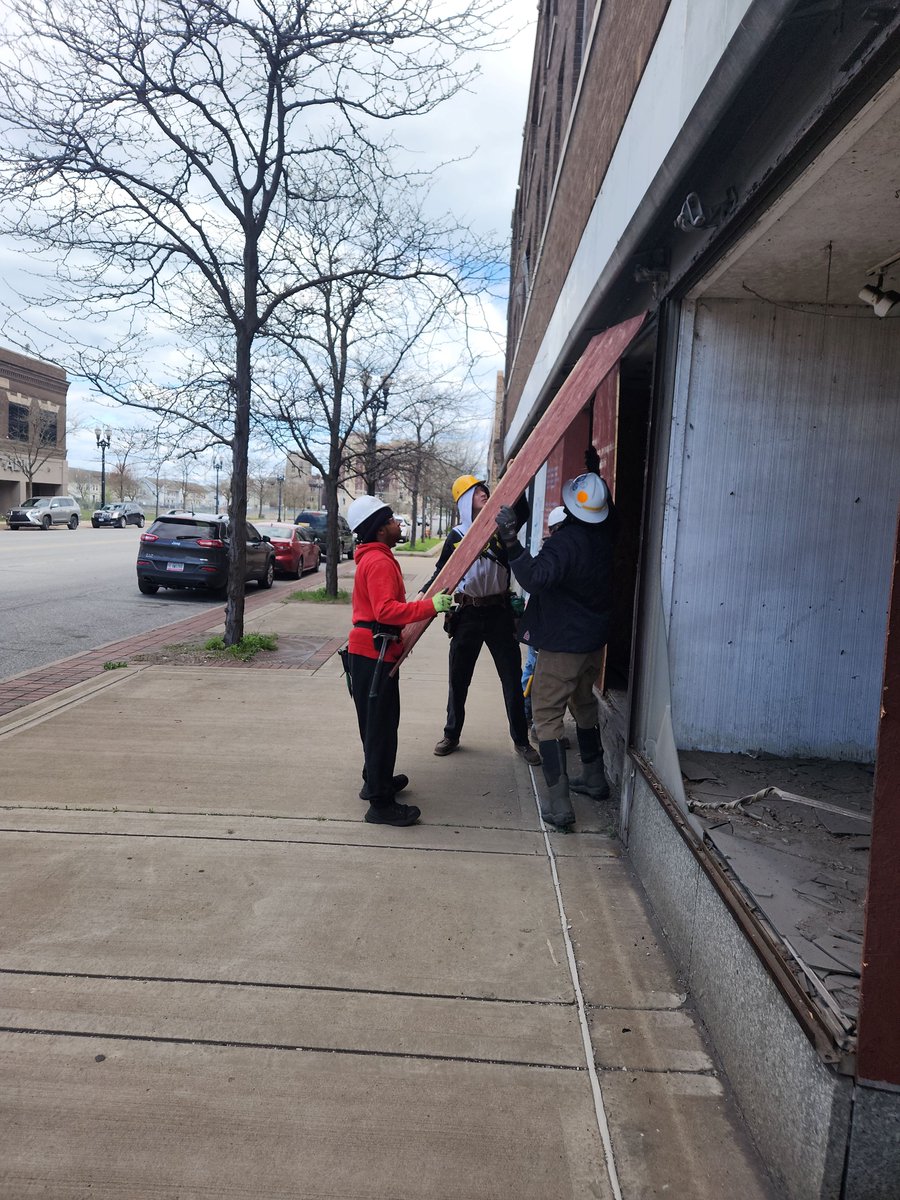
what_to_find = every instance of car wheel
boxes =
[138,578,159,595]
[313,555,320,572]
[68,514,79,529]
[41,515,51,530]
[117,516,126,528]
[258,559,275,589]
[137,515,145,528]
[295,558,304,579]
[91,519,100,528]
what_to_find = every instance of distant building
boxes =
[0,347,69,512]
[285,452,326,512]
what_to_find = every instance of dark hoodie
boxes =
[508,513,614,653]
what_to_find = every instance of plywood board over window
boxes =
[393,313,645,671]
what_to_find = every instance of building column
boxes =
[857,508,900,1085]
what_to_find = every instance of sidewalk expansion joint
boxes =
[0,821,548,857]
[0,967,573,1009]
[526,764,624,1200]
[0,1024,583,1073]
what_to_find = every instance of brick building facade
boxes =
[500,3,900,1196]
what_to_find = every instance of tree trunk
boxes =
[225,336,251,646]
[323,474,340,596]
[410,488,419,549]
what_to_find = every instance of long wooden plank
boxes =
[392,313,646,670]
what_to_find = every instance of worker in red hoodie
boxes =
[346,495,453,827]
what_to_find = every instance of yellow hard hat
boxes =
[451,474,486,504]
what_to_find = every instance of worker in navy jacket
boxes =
[495,471,614,828]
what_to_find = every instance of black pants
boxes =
[444,604,529,745]
[349,653,400,806]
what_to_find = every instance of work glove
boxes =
[495,505,519,546]
[510,595,526,617]
[432,592,454,614]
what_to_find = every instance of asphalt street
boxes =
[0,523,298,682]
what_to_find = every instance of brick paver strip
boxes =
[0,572,352,718]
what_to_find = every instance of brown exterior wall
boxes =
[506,0,669,426]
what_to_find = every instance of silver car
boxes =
[6,495,80,530]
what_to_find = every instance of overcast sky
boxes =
[0,10,538,474]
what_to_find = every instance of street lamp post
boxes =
[360,371,391,496]
[213,457,223,513]
[276,473,284,521]
[94,426,111,506]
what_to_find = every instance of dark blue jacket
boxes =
[508,516,613,653]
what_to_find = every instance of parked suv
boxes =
[294,509,354,559]
[6,495,79,530]
[92,501,146,528]
[136,512,275,595]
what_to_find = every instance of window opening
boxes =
[8,402,28,441]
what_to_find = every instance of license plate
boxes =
[166,562,184,572]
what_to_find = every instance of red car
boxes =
[255,522,320,578]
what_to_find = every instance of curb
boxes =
[0,566,354,720]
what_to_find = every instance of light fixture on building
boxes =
[860,251,900,318]
[858,277,900,318]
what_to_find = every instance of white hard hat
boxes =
[548,505,567,530]
[347,495,390,532]
[562,473,609,524]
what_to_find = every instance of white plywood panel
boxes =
[528,461,548,550]
[668,299,900,759]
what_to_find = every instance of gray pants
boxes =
[531,647,605,741]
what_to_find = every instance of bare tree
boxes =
[1,403,65,493]
[259,167,498,594]
[247,456,277,520]
[387,385,474,548]
[0,0,505,641]
[108,428,151,501]
[135,433,172,519]
[68,467,98,510]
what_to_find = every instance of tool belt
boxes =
[353,621,401,699]
[453,593,507,609]
[353,620,402,638]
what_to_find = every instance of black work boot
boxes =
[359,774,409,800]
[537,739,575,829]
[570,726,610,800]
[364,801,421,827]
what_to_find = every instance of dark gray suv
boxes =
[294,509,354,559]
[136,512,275,594]
[6,495,79,530]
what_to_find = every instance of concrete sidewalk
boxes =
[0,557,780,1198]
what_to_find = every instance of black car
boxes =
[136,512,275,595]
[294,509,354,559]
[92,501,145,528]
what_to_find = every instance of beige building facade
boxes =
[0,347,70,513]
